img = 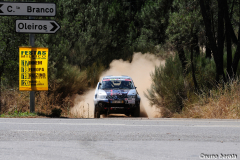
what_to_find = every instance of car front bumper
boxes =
[94,98,140,114]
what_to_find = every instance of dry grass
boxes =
[0,88,29,114]
[173,80,240,119]
[0,88,74,117]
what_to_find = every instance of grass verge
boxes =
[0,110,38,118]
[173,80,240,119]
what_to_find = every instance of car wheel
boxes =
[94,106,100,118]
[132,105,140,117]
[94,110,100,118]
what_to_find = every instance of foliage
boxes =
[199,0,240,80]
[0,16,28,87]
[87,62,105,87]
[174,79,240,119]
[145,54,186,113]
[166,0,202,48]
[134,0,173,50]
[145,52,217,114]
[186,53,216,92]
[0,87,73,117]
[53,59,88,98]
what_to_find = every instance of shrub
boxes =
[87,61,105,87]
[53,61,88,98]
[145,52,217,115]
[145,54,186,113]
[0,88,29,114]
[174,80,240,119]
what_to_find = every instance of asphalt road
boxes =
[0,118,239,160]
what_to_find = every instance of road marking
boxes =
[0,122,125,126]
[0,122,239,127]
[12,130,41,132]
[125,124,240,128]
[131,119,240,123]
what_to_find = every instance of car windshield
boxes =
[100,79,134,89]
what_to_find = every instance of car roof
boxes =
[102,75,132,80]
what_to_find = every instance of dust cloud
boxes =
[71,52,165,118]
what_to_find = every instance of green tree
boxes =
[136,0,173,48]
[0,16,28,112]
[200,0,240,81]
[166,0,202,90]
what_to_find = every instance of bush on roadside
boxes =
[87,61,105,87]
[54,62,88,98]
[145,52,217,115]
[0,88,29,114]
[174,79,240,119]
[145,54,186,113]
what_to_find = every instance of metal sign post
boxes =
[29,16,35,113]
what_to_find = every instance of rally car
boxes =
[93,76,141,118]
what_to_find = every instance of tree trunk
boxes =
[226,27,233,79]
[205,45,212,58]
[0,71,2,113]
[200,0,225,82]
[0,65,4,113]
[191,45,198,91]
[193,32,200,56]
[232,27,240,76]
[176,42,187,72]
[0,35,7,113]
[224,0,233,79]
[217,0,226,82]
[223,0,238,45]
[231,2,240,77]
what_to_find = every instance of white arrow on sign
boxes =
[16,20,60,34]
[0,2,55,16]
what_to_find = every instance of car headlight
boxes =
[128,95,136,98]
[97,94,107,99]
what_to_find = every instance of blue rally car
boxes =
[93,76,141,118]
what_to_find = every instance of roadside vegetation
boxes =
[1,0,240,119]
[146,51,240,119]
[174,80,240,119]
[0,111,38,118]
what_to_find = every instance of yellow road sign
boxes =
[19,47,48,91]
